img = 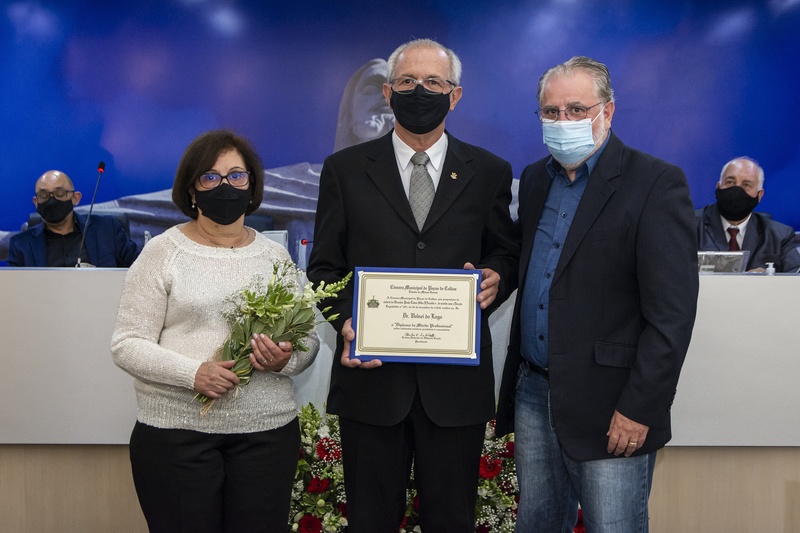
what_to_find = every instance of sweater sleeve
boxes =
[110,235,202,391]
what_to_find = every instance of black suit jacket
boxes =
[696,204,800,273]
[496,132,699,461]
[307,131,519,427]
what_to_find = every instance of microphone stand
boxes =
[75,162,105,268]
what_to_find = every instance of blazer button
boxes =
[417,242,426,250]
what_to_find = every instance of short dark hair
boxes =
[172,129,265,219]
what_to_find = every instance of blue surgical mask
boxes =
[542,107,604,165]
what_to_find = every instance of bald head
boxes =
[36,170,75,192]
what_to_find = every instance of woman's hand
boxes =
[249,333,293,372]
[194,360,239,399]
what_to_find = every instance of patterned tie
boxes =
[727,227,740,251]
[409,152,434,231]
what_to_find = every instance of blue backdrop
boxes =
[2,0,799,233]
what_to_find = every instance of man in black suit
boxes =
[496,56,698,532]
[696,156,800,273]
[307,38,518,532]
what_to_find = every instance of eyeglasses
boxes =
[35,188,74,202]
[197,171,250,189]
[390,77,456,95]
[535,102,603,123]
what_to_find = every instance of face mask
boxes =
[36,197,74,224]
[390,85,451,135]
[716,185,759,222]
[194,183,251,225]
[542,108,604,165]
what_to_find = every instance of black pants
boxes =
[129,419,300,533]
[339,391,485,533]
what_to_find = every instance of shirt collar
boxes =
[721,213,751,234]
[392,130,448,172]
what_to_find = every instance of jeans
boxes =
[514,366,657,533]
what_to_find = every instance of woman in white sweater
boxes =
[111,130,318,532]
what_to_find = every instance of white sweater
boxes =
[111,225,319,434]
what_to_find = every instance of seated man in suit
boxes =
[8,170,140,267]
[697,156,800,273]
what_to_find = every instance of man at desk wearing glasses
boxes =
[7,170,139,267]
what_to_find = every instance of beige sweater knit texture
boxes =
[111,225,319,434]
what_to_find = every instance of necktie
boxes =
[727,227,740,251]
[409,152,434,231]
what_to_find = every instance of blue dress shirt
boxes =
[520,137,610,368]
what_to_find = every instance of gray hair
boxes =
[537,56,615,106]
[720,156,765,190]
[386,38,462,86]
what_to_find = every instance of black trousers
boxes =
[129,419,300,533]
[339,391,485,533]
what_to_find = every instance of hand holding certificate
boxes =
[351,267,482,365]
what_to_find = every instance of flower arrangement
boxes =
[290,404,519,532]
[290,403,347,532]
[472,419,519,532]
[194,262,351,414]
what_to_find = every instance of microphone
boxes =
[75,161,105,268]
[297,238,312,270]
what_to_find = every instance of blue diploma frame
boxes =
[350,266,482,365]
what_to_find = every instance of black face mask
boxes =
[36,197,74,224]
[716,186,759,222]
[194,183,251,226]
[390,85,451,135]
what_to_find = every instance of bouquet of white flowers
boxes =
[195,261,351,414]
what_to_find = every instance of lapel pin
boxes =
[450,172,457,179]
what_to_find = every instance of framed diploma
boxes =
[351,266,482,365]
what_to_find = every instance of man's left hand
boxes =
[606,410,649,457]
[464,262,500,310]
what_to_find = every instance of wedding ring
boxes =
[628,441,638,446]
[259,358,267,365]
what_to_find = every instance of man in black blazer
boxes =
[696,156,800,273]
[307,39,518,532]
[496,57,698,532]
[8,170,139,267]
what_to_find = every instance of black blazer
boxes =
[696,204,800,273]
[496,132,699,461]
[307,131,519,427]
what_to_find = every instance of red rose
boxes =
[413,494,420,512]
[316,436,342,462]
[476,524,491,533]
[307,476,331,493]
[336,502,347,517]
[479,455,502,479]
[298,514,322,533]
[500,441,515,458]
